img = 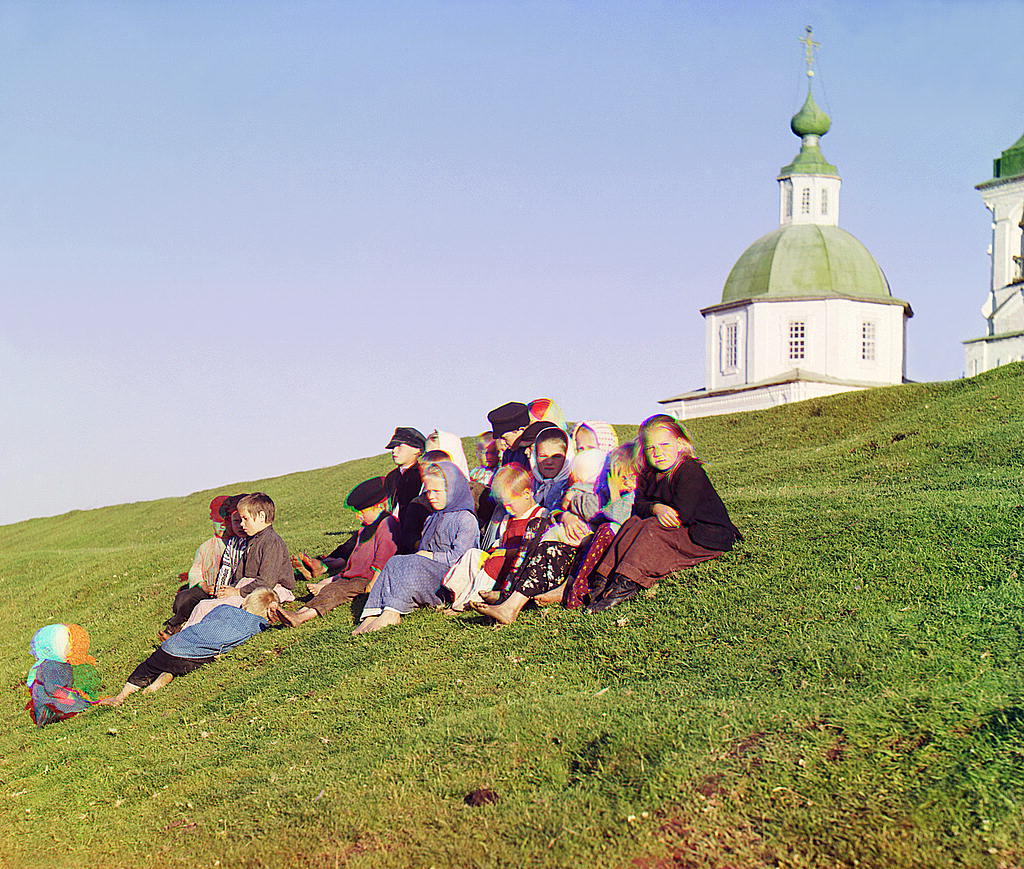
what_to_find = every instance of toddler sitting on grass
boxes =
[26,624,105,726]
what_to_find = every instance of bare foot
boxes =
[301,553,327,578]
[307,578,331,595]
[534,583,566,606]
[478,589,501,604]
[470,601,518,625]
[291,556,313,582]
[278,607,318,627]
[353,610,401,634]
[352,616,378,635]
[96,696,122,707]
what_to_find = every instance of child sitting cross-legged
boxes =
[99,589,280,706]
[279,478,399,627]
[440,463,550,611]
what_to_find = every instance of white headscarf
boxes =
[426,430,471,480]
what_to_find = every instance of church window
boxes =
[784,186,793,218]
[721,322,738,371]
[788,321,806,360]
[861,322,876,361]
[800,188,811,214]
[821,188,829,215]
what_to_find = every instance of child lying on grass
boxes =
[100,589,280,706]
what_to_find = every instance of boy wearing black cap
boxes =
[280,478,399,627]
[487,402,532,469]
[383,426,429,554]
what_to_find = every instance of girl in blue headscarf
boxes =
[353,461,478,635]
[26,624,103,726]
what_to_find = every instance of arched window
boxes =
[800,188,811,215]
[784,186,793,218]
[821,188,829,215]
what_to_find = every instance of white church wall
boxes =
[965,333,1024,376]
[980,180,1024,293]
[778,175,841,227]
[704,307,750,391]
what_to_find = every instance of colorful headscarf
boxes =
[529,398,568,431]
[571,420,619,453]
[27,623,96,686]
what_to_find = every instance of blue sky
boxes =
[1,0,1022,525]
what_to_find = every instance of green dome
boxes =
[721,224,892,304]
[790,89,831,137]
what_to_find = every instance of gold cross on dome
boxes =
[799,25,820,78]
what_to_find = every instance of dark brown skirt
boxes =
[594,516,722,588]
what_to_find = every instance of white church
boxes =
[963,130,1024,375]
[661,35,913,419]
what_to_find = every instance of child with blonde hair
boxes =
[441,463,549,610]
[587,415,740,613]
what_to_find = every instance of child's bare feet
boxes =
[301,553,327,578]
[478,589,501,604]
[352,610,401,634]
[291,556,313,582]
[471,590,529,625]
[534,583,566,606]
[470,601,517,625]
[352,616,378,635]
[278,607,318,627]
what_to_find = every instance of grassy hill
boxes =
[2,366,1023,868]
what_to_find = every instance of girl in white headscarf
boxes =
[425,430,471,480]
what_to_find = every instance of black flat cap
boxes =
[487,402,530,439]
[385,427,426,451]
[346,477,389,511]
[515,421,561,449]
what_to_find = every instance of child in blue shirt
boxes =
[100,589,279,706]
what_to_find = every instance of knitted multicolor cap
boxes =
[529,398,567,430]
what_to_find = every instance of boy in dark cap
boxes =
[281,478,399,627]
[383,426,428,553]
[487,402,531,468]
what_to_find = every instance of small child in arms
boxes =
[100,589,279,706]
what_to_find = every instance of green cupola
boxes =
[991,130,1024,181]
[780,87,837,177]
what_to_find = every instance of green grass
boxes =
[2,365,1023,868]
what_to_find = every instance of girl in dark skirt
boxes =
[587,414,740,613]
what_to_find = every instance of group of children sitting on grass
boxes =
[25,399,741,723]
